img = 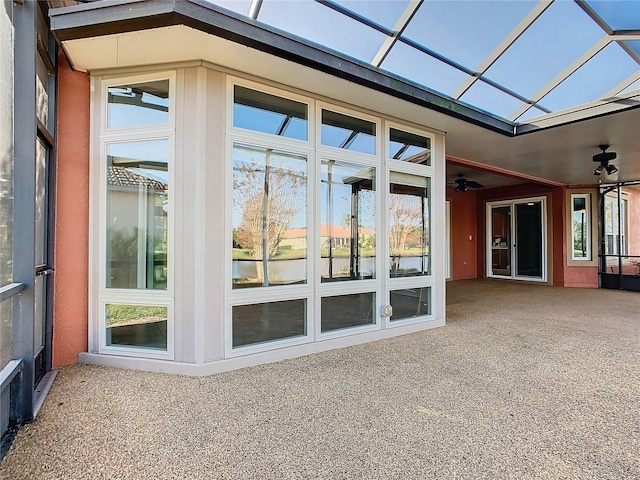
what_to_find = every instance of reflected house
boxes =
[106,164,168,290]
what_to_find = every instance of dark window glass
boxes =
[233,85,308,140]
[106,304,167,350]
[390,287,431,321]
[321,292,375,332]
[233,299,307,347]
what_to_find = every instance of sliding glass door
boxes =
[487,198,546,281]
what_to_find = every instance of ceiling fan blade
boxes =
[466,180,484,189]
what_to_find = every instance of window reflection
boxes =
[389,128,431,165]
[233,299,306,347]
[107,80,169,129]
[389,172,429,277]
[233,86,308,140]
[571,195,589,260]
[390,287,431,321]
[321,292,375,332]
[232,144,308,288]
[321,109,376,154]
[105,304,167,350]
[321,160,376,282]
[106,140,169,290]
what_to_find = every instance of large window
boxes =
[388,172,430,277]
[228,87,436,350]
[320,160,376,282]
[97,75,174,357]
[232,144,308,288]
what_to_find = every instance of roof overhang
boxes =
[51,0,520,135]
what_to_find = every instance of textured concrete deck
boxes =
[1,279,639,479]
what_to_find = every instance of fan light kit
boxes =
[593,144,618,176]
[454,174,484,192]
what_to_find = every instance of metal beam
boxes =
[372,0,422,68]
[453,0,553,100]
[0,283,24,303]
[12,0,37,424]
[509,36,610,121]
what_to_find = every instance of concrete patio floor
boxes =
[1,279,639,479]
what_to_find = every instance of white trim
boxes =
[78,315,444,376]
[92,71,177,360]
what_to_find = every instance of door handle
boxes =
[35,265,54,277]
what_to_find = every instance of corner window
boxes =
[571,194,590,260]
[233,85,308,140]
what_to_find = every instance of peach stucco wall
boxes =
[53,52,90,367]
[447,187,478,279]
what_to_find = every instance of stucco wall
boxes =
[446,186,478,280]
[53,51,90,367]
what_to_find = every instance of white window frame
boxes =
[224,78,441,357]
[571,193,591,261]
[92,72,176,360]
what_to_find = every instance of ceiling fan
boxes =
[453,174,485,192]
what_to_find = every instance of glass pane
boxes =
[35,139,48,265]
[491,206,511,276]
[232,299,306,348]
[334,0,410,30]
[380,41,469,97]
[232,144,307,288]
[107,79,169,129]
[389,172,430,278]
[515,201,543,278]
[258,0,387,63]
[321,160,376,282]
[36,54,49,128]
[584,1,640,30]
[390,287,431,321]
[0,41,12,286]
[572,196,589,260]
[403,0,537,69]
[105,304,167,350]
[209,0,252,16]
[321,292,376,333]
[321,110,376,155]
[0,300,11,370]
[604,196,627,256]
[389,128,431,165]
[233,85,308,140]
[459,80,525,120]
[625,41,640,58]
[484,1,604,99]
[539,43,639,112]
[515,106,547,123]
[106,140,169,290]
